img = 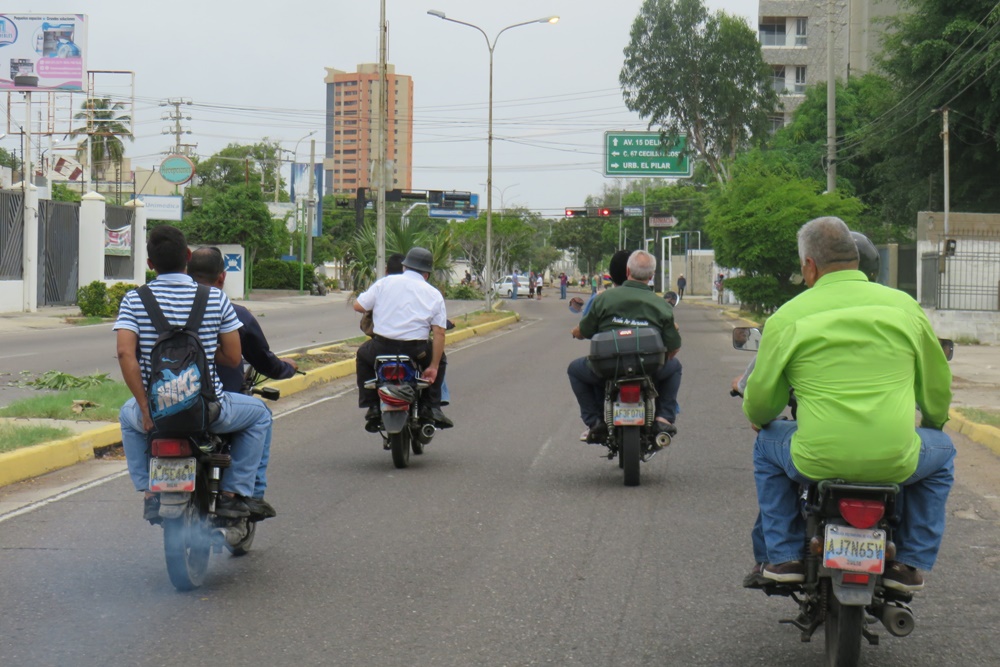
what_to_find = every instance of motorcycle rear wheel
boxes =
[389,430,410,469]
[824,594,864,667]
[622,426,641,486]
[163,506,211,591]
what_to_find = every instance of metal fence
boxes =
[921,232,1000,311]
[0,190,24,280]
[37,200,80,305]
[104,204,135,281]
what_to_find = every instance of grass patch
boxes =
[295,347,356,372]
[65,316,111,326]
[0,424,73,452]
[451,309,515,331]
[0,383,133,421]
[956,407,1000,428]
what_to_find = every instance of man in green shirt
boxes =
[744,217,955,592]
[568,250,682,442]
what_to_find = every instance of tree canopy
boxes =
[620,0,777,183]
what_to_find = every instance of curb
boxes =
[948,408,1000,457]
[0,314,522,489]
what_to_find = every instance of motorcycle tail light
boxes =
[838,499,885,529]
[842,573,870,585]
[380,364,407,382]
[618,383,642,404]
[151,438,192,457]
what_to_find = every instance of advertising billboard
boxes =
[0,14,87,92]
[290,163,324,237]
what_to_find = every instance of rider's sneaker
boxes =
[215,494,250,519]
[654,420,677,437]
[364,405,382,433]
[586,421,609,444]
[143,494,161,524]
[430,407,454,429]
[762,560,805,584]
[245,497,277,520]
[883,562,925,592]
[742,562,767,589]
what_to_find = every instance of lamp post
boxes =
[292,130,317,293]
[428,10,558,312]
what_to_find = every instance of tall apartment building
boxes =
[758,0,900,126]
[323,64,414,196]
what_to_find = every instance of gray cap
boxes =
[401,247,434,274]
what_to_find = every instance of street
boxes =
[1,299,999,666]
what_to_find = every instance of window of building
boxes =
[768,115,785,133]
[795,18,807,46]
[794,66,807,94]
[772,65,787,94]
[759,18,786,47]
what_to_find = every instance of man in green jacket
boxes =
[744,216,955,592]
[568,250,682,443]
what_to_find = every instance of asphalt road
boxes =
[0,294,482,409]
[1,299,999,666]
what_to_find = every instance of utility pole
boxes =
[826,0,837,193]
[160,98,192,154]
[375,0,388,278]
[940,107,950,236]
[306,138,316,265]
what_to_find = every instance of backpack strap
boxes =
[136,284,170,334]
[184,284,210,333]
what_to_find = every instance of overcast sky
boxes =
[5,0,759,216]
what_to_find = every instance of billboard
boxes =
[290,163,324,237]
[0,14,87,92]
[132,194,183,221]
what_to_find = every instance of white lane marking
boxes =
[0,352,37,361]
[0,469,129,524]
[530,437,553,470]
[0,320,534,519]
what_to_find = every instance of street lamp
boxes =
[292,130,317,293]
[427,10,558,312]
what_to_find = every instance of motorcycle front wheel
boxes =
[163,505,211,591]
[389,430,411,469]
[824,594,864,667]
[622,426,641,486]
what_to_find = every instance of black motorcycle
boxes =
[587,328,671,486]
[363,354,436,469]
[148,371,279,591]
[732,327,954,666]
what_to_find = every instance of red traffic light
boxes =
[565,208,587,218]
[598,208,611,217]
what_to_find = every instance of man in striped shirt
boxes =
[115,225,273,521]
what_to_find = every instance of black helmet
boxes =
[401,247,434,274]
[850,232,880,282]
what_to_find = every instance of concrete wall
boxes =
[925,308,1000,345]
[0,281,23,311]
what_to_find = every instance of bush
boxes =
[445,283,483,300]
[252,259,316,290]
[324,277,340,291]
[77,280,138,317]
[145,269,156,284]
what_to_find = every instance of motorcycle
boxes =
[587,328,672,486]
[147,370,280,591]
[363,354,437,469]
[731,327,954,666]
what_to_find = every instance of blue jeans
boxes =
[567,356,682,427]
[511,286,518,300]
[750,420,955,571]
[120,391,272,498]
[560,284,567,299]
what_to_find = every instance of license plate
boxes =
[149,457,196,493]
[823,524,886,574]
[613,402,645,426]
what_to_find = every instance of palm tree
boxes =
[69,97,133,181]
[345,218,455,293]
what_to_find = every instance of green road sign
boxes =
[604,132,691,177]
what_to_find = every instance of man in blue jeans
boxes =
[742,217,955,592]
[115,225,273,523]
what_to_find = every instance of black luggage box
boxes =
[587,327,665,379]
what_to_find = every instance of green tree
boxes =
[189,141,283,196]
[705,151,864,313]
[549,215,616,275]
[345,217,455,293]
[452,208,536,286]
[0,146,19,172]
[181,184,278,267]
[69,97,133,180]
[51,183,81,203]
[620,0,778,183]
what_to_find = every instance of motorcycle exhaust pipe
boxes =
[417,423,436,444]
[879,604,915,637]
[655,432,672,449]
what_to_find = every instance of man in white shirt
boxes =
[353,247,453,430]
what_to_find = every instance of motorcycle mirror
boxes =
[732,327,762,352]
[938,338,954,361]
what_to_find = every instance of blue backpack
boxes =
[137,284,219,435]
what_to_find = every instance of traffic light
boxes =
[565,208,587,217]
[335,199,351,208]
[597,208,611,217]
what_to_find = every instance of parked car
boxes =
[492,275,528,298]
